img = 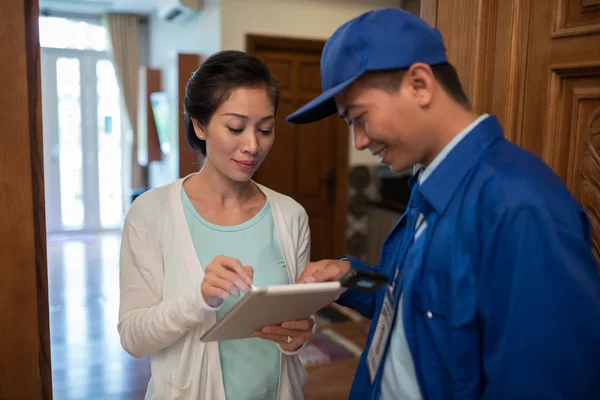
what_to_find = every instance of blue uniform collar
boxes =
[411,115,504,215]
[408,169,421,189]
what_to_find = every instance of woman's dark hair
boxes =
[184,50,281,156]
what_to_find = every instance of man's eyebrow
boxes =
[339,105,355,119]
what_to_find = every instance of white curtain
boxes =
[103,13,144,192]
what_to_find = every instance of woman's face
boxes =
[194,87,275,182]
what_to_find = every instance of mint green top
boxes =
[181,187,290,400]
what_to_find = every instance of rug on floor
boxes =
[298,305,366,366]
[298,328,363,366]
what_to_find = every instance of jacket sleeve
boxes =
[335,256,379,320]
[118,217,219,358]
[479,205,600,399]
[279,209,315,355]
[295,210,311,279]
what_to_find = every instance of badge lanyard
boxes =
[367,187,427,383]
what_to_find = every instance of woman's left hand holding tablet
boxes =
[253,317,315,351]
[201,255,254,308]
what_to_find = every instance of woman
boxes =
[118,50,314,400]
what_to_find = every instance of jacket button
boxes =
[427,311,433,319]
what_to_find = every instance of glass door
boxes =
[41,48,124,234]
[96,59,124,229]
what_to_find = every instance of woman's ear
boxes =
[192,118,206,140]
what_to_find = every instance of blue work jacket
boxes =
[338,116,600,399]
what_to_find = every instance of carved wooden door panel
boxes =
[519,0,600,264]
[421,0,600,265]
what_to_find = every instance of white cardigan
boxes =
[118,177,311,400]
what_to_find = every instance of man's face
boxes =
[334,65,432,172]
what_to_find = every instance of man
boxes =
[286,7,600,400]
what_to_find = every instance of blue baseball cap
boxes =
[285,7,447,124]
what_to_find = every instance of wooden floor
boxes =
[47,232,367,399]
[48,232,150,399]
[304,320,369,400]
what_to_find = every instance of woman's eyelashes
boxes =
[226,126,273,135]
[227,126,244,134]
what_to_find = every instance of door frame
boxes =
[246,34,349,258]
[0,0,52,397]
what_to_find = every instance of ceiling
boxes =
[38,0,403,17]
[39,0,159,16]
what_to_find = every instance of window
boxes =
[39,16,109,51]
[40,16,125,233]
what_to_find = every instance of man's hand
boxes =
[253,318,315,352]
[297,259,351,284]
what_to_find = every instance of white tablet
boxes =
[200,282,347,342]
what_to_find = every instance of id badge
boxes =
[367,290,395,383]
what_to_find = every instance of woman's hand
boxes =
[201,255,254,308]
[253,317,315,352]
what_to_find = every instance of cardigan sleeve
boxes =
[117,216,218,358]
[279,208,316,355]
[295,210,311,280]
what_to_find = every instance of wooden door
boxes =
[177,53,203,178]
[247,35,349,262]
[520,0,600,264]
[422,0,600,265]
[0,0,53,397]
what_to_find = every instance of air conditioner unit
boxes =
[157,0,203,22]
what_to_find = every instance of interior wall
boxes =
[403,0,421,17]
[149,0,221,72]
[147,0,221,187]
[220,0,401,51]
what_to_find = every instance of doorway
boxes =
[246,35,349,261]
[40,17,125,235]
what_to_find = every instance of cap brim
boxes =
[285,74,360,124]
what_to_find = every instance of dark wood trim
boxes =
[177,53,202,178]
[246,34,326,55]
[420,0,499,115]
[0,0,52,397]
[469,0,499,114]
[26,0,53,396]
[246,34,349,258]
[142,67,163,163]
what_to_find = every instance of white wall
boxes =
[149,0,221,70]
[147,0,221,187]
[220,0,401,51]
